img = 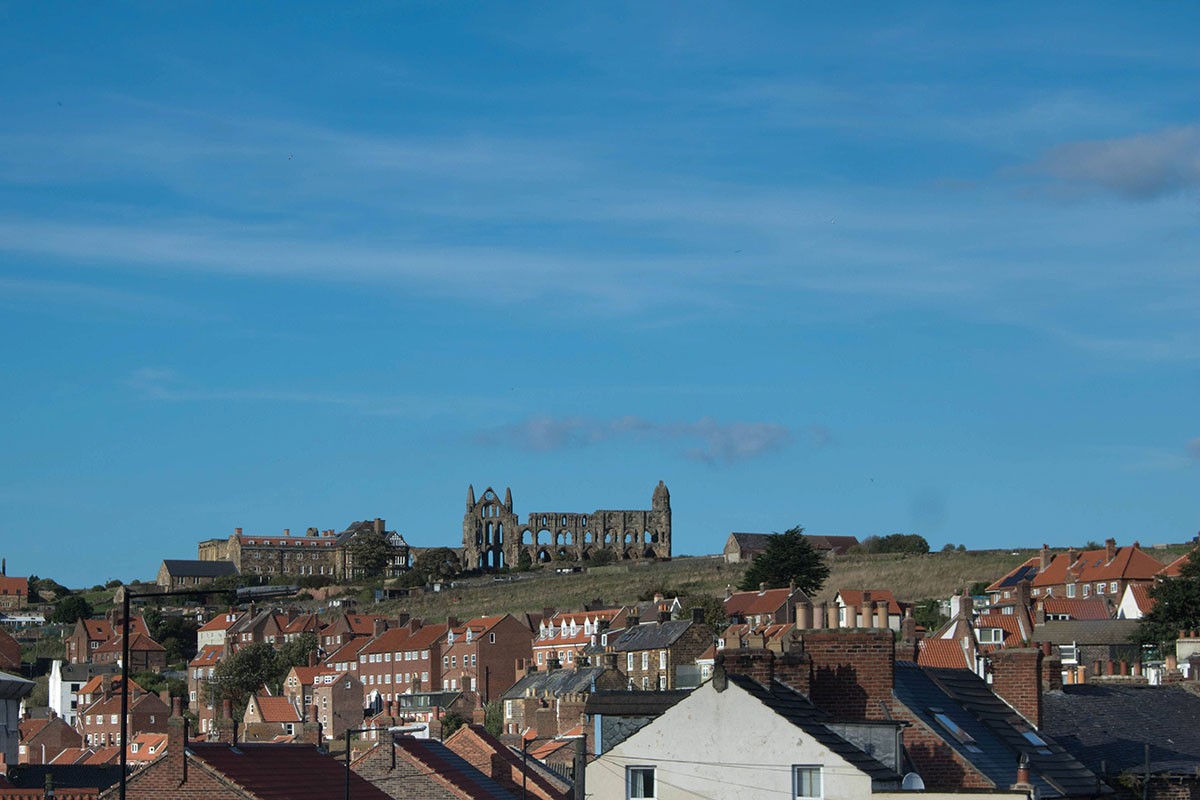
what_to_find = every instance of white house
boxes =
[588,668,910,800]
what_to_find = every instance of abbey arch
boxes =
[462,481,671,572]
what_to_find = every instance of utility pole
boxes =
[573,735,586,800]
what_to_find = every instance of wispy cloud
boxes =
[1187,438,1200,461]
[474,414,801,464]
[1026,124,1200,200]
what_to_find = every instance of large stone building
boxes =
[198,518,411,580]
[462,482,671,571]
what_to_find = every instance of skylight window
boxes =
[1022,730,1053,755]
[929,709,982,753]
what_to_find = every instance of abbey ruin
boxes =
[462,481,672,570]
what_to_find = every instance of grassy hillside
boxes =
[361,541,1195,622]
[365,548,1053,621]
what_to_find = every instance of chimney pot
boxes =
[235,527,243,535]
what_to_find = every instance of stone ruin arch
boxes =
[462,481,671,572]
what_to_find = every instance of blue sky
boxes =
[1,3,1197,587]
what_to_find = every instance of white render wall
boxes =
[586,680,876,799]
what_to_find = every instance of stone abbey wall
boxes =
[462,482,671,571]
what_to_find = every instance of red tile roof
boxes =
[1032,546,1164,587]
[77,675,142,696]
[974,613,1029,647]
[324,637,371,665]
[0,576,28,598]
[917,638,972,670]
[93,632,165,654]
[358,623,448,656]
[1041,598,1111,620]
[189,644,224,667]
[1129,583,1155,615]
[1158,551,1194,578]
[723,588,794,617]
[190,742,393,800]
[249,695,302,724]
[199,611,244,632]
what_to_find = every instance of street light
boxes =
[118,583,297,800]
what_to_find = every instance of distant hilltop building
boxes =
[197,518,411,579]
[723,531,859,564]
[462,481,672,571]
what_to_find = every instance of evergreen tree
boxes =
[737,526,830,595]
[1136,546,1200,651]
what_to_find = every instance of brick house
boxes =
[64,615,149,665]
[323,635,371,675]
[0,626,19,672]
[91,632,167,673]
[608,610,713,690]
[356,619,448,707]
[18,713,82,764]
[103,704,392,800]
[187,645,222,735]
[77,689,169,748]
[197,610,243,649]
[440,615,533,703]
[723,586,803,626]
[0,574,29,610]
[311,670,363,744]
[319,612,393,652]
[155,559,239,591]
[532,608,625,670]
[500,663,623,741]
[242,694,302,741]
[988,540,1164,607]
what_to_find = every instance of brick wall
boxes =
[989,648,1042,728]
[802,629,895,721]
[890,703,995,791]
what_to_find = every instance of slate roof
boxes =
[584,689,691,716]
[894,662,1104,798]
[188,742,393,800]
[609,619,696,651]
[1033,619,1141,645]
[501,666,608,699]
[0,670,34,700]
[726,673,901,785]
[2,763,122,791]
[1042,684,1200,776]
[160,559,239,579]
[727,532,772,552]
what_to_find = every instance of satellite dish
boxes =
[902,773,926,791]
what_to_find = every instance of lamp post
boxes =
[117,583,297,800]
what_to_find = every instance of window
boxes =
[489,632,496,643]
[1066,584,1076,598]
[1096,583,1105,595]
[793,766,822,800]
[659,650,667,669]
[1110,581,1118,593]
[627,653,634,671]
[930,708,982,753]
[1082,584,1091,597]
[627,766,655,799]
[977,628,1004,644]
[641,652,649,670]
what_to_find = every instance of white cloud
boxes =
[1028,125,1200,200]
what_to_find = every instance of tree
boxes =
[737,526,830,595]
[350,530,393,578]
[682,593,728,629]
[278,633,319,669]
[440,710,467,739]
[483,701,503,738]
[50,594,93,624]
[1136,547,1200,651]
[862,534,930,555]
[413,548,461,581]
[588,549,616,568]
[143,609,199,665]
[206,643,286,711]
[912,598,947,632]
[940,543,956,553]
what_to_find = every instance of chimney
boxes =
[1040,642,1062,693]
[1,558,5,576]
[774,651,811,696]
[725,585,733,600]
[167,701,187,785]
[657,609,671,624]
[802,630,895,721]
[446,616,460,630]
[283,528,290,536]
[1039,544,1051,571]
[100,673,112,701]
[717,649,775,688]
[597,618,610,634]
[1066,547,1077,566]
[534,706,557,740]
[797,601,813,630]
[374,618,388,637]
[374,518,384,535]
[901,608,918,646]
[408,618,423,633]
[691,607,705,624]
[1015,580,1031,609]
[1105,538,1116,561]
[825,602,838,629]
[874,600,888,630]
[653,592,664,603]
[990,648,1043,729]
[1011,753,1034,793]
[627,612,640,628]
[759,582,767,592]
[547,656,561,671]
[308,650,318,668]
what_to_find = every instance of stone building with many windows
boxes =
[197,518,411,579]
